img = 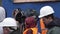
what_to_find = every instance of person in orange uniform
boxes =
[23,17,39,34]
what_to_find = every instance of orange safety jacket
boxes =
[40,19,48,34]
[23,27,38,34]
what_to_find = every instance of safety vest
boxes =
[23,27,38,34]
[40,19,48,34]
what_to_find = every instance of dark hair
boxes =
[15,12,22,23]
[18,8,22,12]
[12,8,22,17]
[15,11,26,24]
[44,14,54,19]
[26,9,39,17]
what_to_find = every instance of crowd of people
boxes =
[0,5,60,34]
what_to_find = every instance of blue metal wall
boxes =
[2,0,60,32]
[2,0,60,18]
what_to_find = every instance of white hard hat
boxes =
[0,7,5,22]
[0,18,17,27]
[38,6,54,18]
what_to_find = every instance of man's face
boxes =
[42,17,50,25]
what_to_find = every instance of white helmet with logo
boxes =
[0,18,17,27]
[38,6,54,18]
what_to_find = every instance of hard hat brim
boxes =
[38,12,54,18]
[38,15,45,18]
